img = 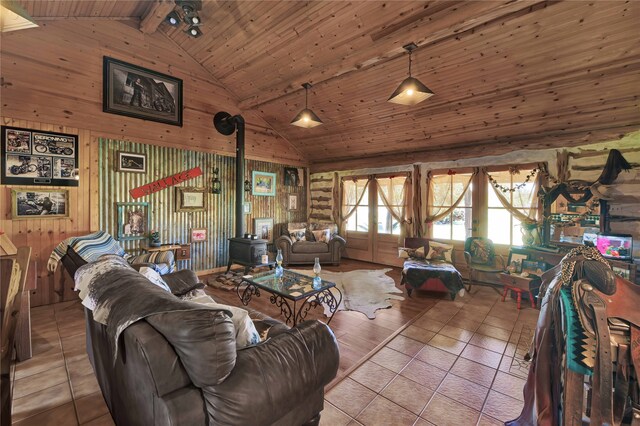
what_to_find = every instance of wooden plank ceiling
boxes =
[22,0,640,171]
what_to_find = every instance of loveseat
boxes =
[275,222,346,266]
[65,254,339,425]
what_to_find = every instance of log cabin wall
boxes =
[0,20,307,306]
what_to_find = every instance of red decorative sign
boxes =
[129,167,203,199]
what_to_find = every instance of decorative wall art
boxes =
[175,187,206,212]
[130,166,202,198]
[1,126,79,186]
[191,228,207,242]
[254,218,274,243]
[288,194,298,211]
[103,56,183,126]
[284,167,304,187]
[11,189,69,219]
[252,171,276,196]
[243,201,252,215]
[117,151,146,173]
[116,202,149,241]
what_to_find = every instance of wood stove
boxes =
[226,237,269,273]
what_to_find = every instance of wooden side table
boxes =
[140,243,191,261]
[499,273,539,310]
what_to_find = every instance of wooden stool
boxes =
[499,273,538,310]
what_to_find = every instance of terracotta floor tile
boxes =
[400,325,436,344]
[326,378,377,418]
[75,391,109,424]
[370,347,412,373]
[80,413,115,426]
[414,418,436,426]
[420,393,480,425]
[61,334,86,354]
[356,396,417,426]
[427,334,466,356]
[483,315,516,330]
[438,325,474,343]
[412,316,445,333]
[13,366,68,399]
[445,316,482,332]
[380,375,434,415]
[475,323,513,341]
[482,390,524,422]
[437,373,489,411]
[414,345,458,371]
[31,337,62,358]
[386,334,426,357]
[450,357,497,388]
[399,359,447,391]
[423,308,457,323]
[478,414,504,426]
[320,402,352,426]
[70,372,101,400]
[504,342,517,358]
[498,356,513,374]
[469,334,507,354]
[491,372,526,401]
[12,402,77,426]
[350,360,397,393]
[460,345,503,369]
[66,355,94,381]
[12,382,73,423]
[14,352,65,380]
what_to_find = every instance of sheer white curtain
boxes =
[375,175,412,243]
[425,169,476,223]
[484,168,541,224]
[340,177,371,235]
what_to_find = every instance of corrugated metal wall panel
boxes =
[98,139,307,271]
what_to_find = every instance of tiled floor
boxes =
[10,282,538,426]
[322,286,538,426]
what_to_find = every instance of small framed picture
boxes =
[11,189,69,219]
[176,187,206,212]
[288,194,298,211]
[252,171,276,196]
[116,202,149,240]
[507,248,529,274]
[284,167,304,187]
[254,218,274,243]
[117,151,146,173]
[612,265,631,280]
[243,201,252,215]
[191,228,207,242]
[522,260,548,277]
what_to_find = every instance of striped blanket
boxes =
[48,231,127,272]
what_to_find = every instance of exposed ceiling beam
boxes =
[238,0,548,110]
[139,0,175,34]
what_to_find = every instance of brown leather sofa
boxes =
[84,269,340,426]
[275,222,346,266]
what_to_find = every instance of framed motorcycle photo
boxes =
[1,126,79,187]
[11,189,69,219]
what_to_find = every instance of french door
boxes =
[343,176,406,266]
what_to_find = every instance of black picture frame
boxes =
[507,247,529,274]
[103,57,183,127]
[1,126,79,187]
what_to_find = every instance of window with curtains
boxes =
[428,172,474,241]
[344,178,370,232]
[377,176,406,235]
[487,168,539,245]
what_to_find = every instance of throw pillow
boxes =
[311,228,331,243]
[427,241,454,263]
[289,228,306,242]
[138,267,171,292]
[398,246,426,259]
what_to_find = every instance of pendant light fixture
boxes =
[387,42,434,106]
[290,83,323,128]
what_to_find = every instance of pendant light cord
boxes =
[408,51,413,77]
[305,86,309,108]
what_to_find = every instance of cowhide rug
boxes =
[290,268,404,319]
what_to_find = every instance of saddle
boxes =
[561,246,640,425]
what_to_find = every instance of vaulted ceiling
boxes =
[19,0,640,171]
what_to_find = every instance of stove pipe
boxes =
[213,112,245,238]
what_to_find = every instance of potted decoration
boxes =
[149,230,161,247]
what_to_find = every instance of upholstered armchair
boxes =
[48,230,176,275]
[275,222,346,266]
[463,237,506,286]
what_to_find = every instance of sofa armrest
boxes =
[328,235,346,248]
[201,320,339,425]
[161,269,200,295]
[275,234,293,249]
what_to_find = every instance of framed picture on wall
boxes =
[1,126,79,187]
[254,218,274,243]
[288,194,298,211]
[252,171,276,196]
[103,56,183,127]
[243,201,252,215]
[284,167,304,187]
[11,189,69,219]
[116,202,149,241]
[191,228,207,242]
[175,187,206,212]
[116,151,146,173]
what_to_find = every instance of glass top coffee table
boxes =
[236,268,342,326]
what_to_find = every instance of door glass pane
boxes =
[377,206,391,233]
[346,213,357,231]
[488,171,509,207]
[488,208,511,245]
[432,216,450,240]
[512,218,523,246]
[451,208,470,241]
[356,206,369,231]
